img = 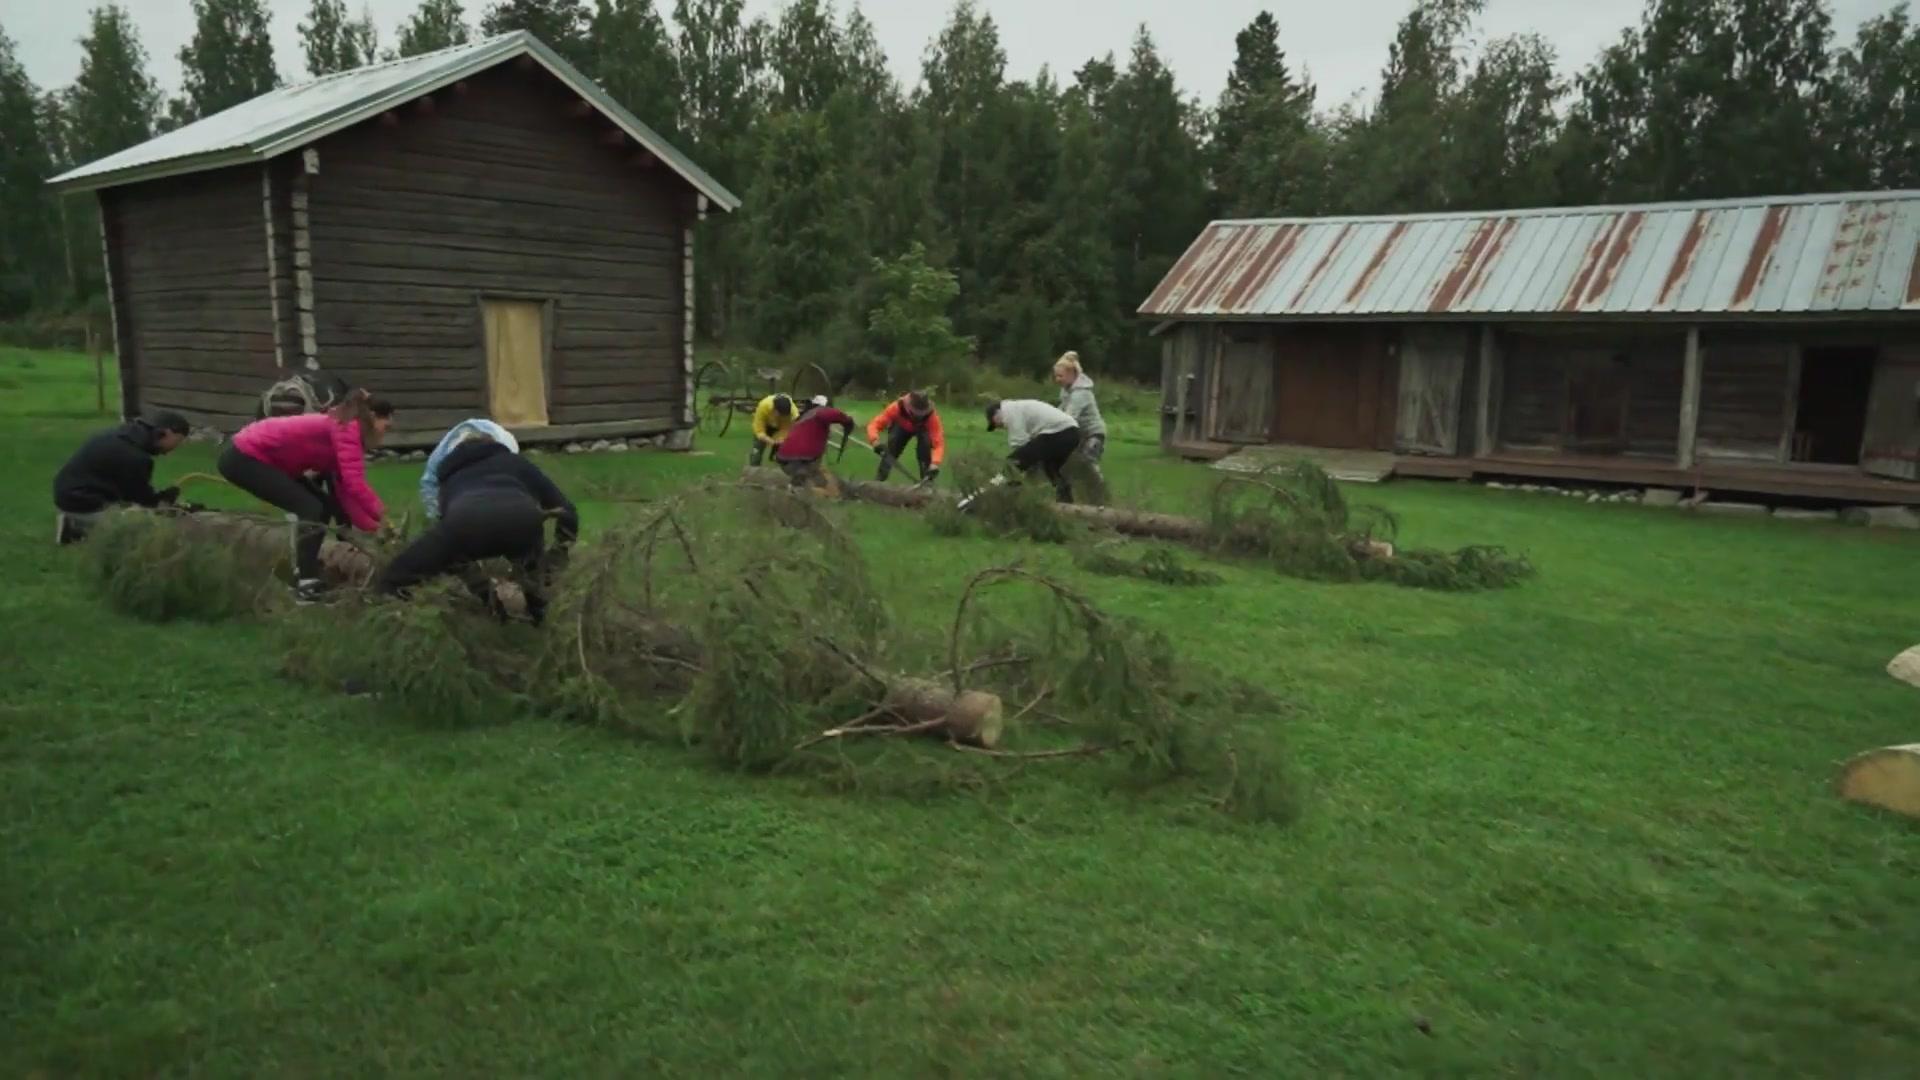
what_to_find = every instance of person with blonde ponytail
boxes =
[218,388,395,604]
[1052,351,1106,483]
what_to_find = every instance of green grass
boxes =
[5,345,1920,1075]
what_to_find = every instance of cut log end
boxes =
[881,677,1006,748]
[1837,744,1920,819]
[1886,646,1920,690]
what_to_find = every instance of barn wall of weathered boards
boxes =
[51,33,739,446]
[305,66,690,435]
[99,166,275,423]
[1147,193,1920,503]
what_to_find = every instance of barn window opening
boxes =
[1793,347,1875,465]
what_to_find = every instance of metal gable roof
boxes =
[48,31,740,211]
[1140,192,1920,320]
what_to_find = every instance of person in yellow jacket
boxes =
[749,394,797,466]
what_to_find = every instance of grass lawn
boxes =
[5,345,1920,1076]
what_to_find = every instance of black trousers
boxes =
[218,443,344,581]
[376,490,551,622]
[1009,427,1082,502]
[876,425,931,480]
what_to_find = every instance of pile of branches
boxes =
[79,508,280,622]
[1205,462,1533,591]
[927,450,1074,543]
[275,482,1295,820]
[1074,542,1222,586]
[910,455,1530,592]
[79,503,431,622]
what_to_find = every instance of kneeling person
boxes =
[775,396,855,488]
[52,410,191,544]
[376,435,578,624]
[866,391,945,485]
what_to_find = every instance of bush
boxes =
[865,243,976,391]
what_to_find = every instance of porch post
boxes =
[1475,324,1499,457]
[1678,326,1702,469]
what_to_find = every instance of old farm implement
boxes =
[693,360,833,438]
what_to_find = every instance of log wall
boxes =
[106,166,277,429]
[306,66,691,434]
[1496,331,1684,456]
[1696,341,1795,462]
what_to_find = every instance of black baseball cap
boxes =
[146,410,191,435]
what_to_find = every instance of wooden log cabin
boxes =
[48,32,740,448]
[1142,193,1920,503]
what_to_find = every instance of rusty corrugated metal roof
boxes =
[1140,192,1920,320]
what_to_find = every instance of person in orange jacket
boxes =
[865,391,944,485]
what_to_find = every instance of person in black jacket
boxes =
[374,434,578,624]
[52,411,192,544]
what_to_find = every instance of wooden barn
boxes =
[49,31,739,448]
[1142,192,1920,503]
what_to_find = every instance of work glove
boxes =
[923,466,940,485]
[155,485,181,506]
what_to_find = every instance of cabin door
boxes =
[1208,333,1275,443]
[483,298,550,427]
[1394,327,1469,455]
[1860,347,1920,481]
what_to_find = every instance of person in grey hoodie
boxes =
[1053,351,1106,485]
[985,399,1081,502]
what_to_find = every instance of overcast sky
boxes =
[1,0,1902,109]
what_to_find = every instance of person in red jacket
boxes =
[865,391,944,485]
[774,395,856,488]
[217,389,394,603]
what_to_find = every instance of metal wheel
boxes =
[695,360,735,438]
[788,362,832,403]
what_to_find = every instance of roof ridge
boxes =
[280,31,519,93]
[1213,190,1920,227]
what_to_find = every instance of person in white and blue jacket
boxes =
[421,419,519,520]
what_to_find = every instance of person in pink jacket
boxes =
[217,389,394,603]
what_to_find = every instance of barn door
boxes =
[1860,349,1920,481]
[483,299,550,427]
[1394,327,1469,455]
[1208,334,1274,443]
[1159,327,1206,444]
[1565,350,1631,453]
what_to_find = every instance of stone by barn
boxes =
[48,32,739,448]
[1144,193,1920,506]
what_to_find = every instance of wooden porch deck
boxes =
[1462,451,1920,504]
[1171,440,1920,504]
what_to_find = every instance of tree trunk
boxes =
[143,509,1003,747]
[744,472,1218,546]
[172,510,381,584]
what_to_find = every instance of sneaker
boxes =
[292,578,334,605]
